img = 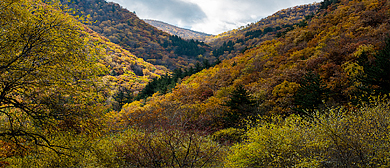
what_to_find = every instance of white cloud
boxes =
[110,0,207,29]
[108,0,318,35]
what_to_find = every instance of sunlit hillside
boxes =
[2,0,390,167]
[206,3,320,60]
[85,27,167,110]
[120,0,390,127]
[61,0,210,69]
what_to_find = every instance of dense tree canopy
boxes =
[115,0,390,130]
[0,0,105,150]
[61,0,210,69]
[293,71,329,116]
[3,0,390,167]
[206,3,319,60]
[357,38,390,96]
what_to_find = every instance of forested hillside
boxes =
[85,27,167,111]
[3,0,390,167]
[112,0,390,166]
[206,3,319,60]
[144,19,212,41]
[61,0,210,69]
[121,0,390,126]
[0,0,109,165]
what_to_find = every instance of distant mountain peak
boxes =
[143,19,212,41]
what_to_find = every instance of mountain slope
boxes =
[205,3,319,60]
[5,0,390,167]
[114,0,390,130]
[143,19,212,41]
[61,0,209,69]
[82,26,167,110]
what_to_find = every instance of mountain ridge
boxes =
[61,0,210,70]
[205,3,320,60]
[143,19,213,41]
[117,0,390,130]
[4,0,390,167]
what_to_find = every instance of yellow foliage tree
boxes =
[0,0,105,152]
[226,98,390,167]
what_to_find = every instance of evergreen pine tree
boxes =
[223,85,255,128]
[320,0,340,9]
[202,59,211,69]
[357,38,390,96]
[114,87,134,111]
[293,71,329,116]
[195,62,202,72]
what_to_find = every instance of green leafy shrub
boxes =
[226,98,390,167]
[4,133,119,167]
[225,115,322,167]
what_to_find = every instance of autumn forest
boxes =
[2,0,390,167]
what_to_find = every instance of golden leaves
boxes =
[226,100,390,167]
[272,81,300,98]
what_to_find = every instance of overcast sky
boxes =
[108,0,318,35]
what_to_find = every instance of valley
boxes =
[1,0,390,167]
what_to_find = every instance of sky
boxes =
[108,0,318,35]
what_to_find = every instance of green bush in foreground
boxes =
[4,132,119,167]
[226,99,390,167]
